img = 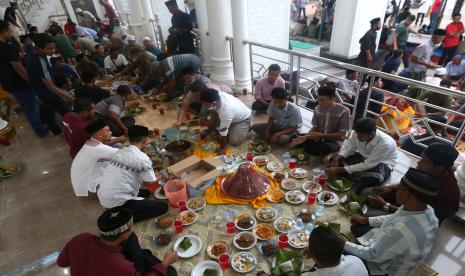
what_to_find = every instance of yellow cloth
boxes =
[204,167,279,209]
[378,105,415,134]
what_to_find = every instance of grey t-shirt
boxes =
[409,40,436,73]
[267,101,302,130]
[96,94,125,117]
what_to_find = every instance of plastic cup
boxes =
[307,192,317,205]
[199,118,206,127]
[219,253,231,270]
[278,234,289,248]
[152,103,157,110]
[226,221,235,234]
[242,88,247,95]
[177,200,187,212]
[289,159,297,169]
[185,112,191,121]
[319,175,328,187]
[246,152,254,161]
[153,128,160,136]
[159,108,165,115]
[174,220,183,234]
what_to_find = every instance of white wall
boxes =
[247,0,291,77]
[330,0,388,59]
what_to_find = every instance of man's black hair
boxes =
[433,29,446,36]
[33,33,56,48]
[50,56,62,65]
[268,64,281,72]
[407,15,416,21]
[190,80,207,93]
[453,13,461,17]
[95,44,102,50]
[354,117,377,134]
[440,79,452,88]
[0,20,10,33]
[109,46,120,54]
[346,69,357,76]
[116,85,131,96]
[393,49,404,58]
[54,74,70,88]
[74,98,94,113]
[200,88,220,103]
[271,87,288,100]
[181,66,196,75]
[81,71,97,83]
[75,53,86,62]
[308,226,343,267]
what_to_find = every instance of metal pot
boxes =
[164,140,193,164]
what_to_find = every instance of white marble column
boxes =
[329,0,388,58]
[128,0,156,41]
[194,0,212,73]
[91,0,104,19]
[231,0,251,89]
[205,0,234,84]
[63,0,78,23]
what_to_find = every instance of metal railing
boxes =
[239,39,465,153]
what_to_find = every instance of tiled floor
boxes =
[1,95,465,275]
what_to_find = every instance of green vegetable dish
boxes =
[250,141,271,155]
[203,269,217,276]
[338,192,368,215]
[327,176,353,191]
[271,249,303,276]
[288,148,310,164]
[179,237,192,251]
[315,221,341,235]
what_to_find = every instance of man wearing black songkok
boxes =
[369,142,460,223]
[358,17,382,69]
[58,207,179,275]
[165,0,194,54]
[346,167,439,275]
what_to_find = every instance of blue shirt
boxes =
[24,51,53,90]
[445,60,465,77]
[267,102,302,130]
[382,57,401,74]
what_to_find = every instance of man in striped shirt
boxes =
[152,53,201,100]
[344,167,439,276]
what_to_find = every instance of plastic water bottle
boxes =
[282,152,290,167]
[315,200,325,217]
[295,218,304,230]
[304,223,314,236]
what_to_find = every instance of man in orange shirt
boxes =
[439,13,464,65]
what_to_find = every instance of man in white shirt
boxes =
[446,54,465,80]
[98,125,168,222]
[416,0,432,26]
[200,88,252,153]
[327,118,397,193]
[344,168,439,276]
[70,119,119,196]
[336,70,359,102]
[104,46,129,74]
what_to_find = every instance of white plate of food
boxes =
[187,197,206,211]
[256,206,278,222]
[302,181,322,193]
[281,178,299,190]
[231,252,257,274]
[253,224,276,240]
[318,191,339,206]
[287,230,310,249]
[206,240,231,259]
[253,155,270,167]
[235,213,257,231]
[267,161,284,172]
[191,261,223,276]
[285,190,306,205]
[266,189,285,203]
[289,168,308,179]
[273,217,296,233]
[271,171,286,183]
[177,210,199,226]
[296,209,314,223]
[233,231,257,250]
[154,186,167,200]
[173,235,203,258]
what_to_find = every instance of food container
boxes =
[164,179,188,206]
[165,140,193,164]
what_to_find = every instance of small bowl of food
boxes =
[154,231,172,246]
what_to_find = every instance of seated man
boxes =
[292,86,349,158]
[95,85,132,136]
[336,69,359,102]
[75,53,101,77]
[181,66,211,93]
[344,168,439,276]
[152,53,201,100]
[104,46,128,74]
[445,54,465,81]
[381,49,403,90]
[121,47,158,92]
[369,143,460,224]
[92,44,106,69]
[57,207,178,275]
[62,98,96,158]
[70,119,119,196]
[252,88,302,145]
[401,115,448,156]
[327,118,397,193]
[177,80,207,123]
[200,88,251,152]
[98,125,169,222]
[50,56,78,81]
[252,64,285,112]
[74,71,111,104]
[353,76,384,123]
[425,67,448,87]
[143,37,162,58]
[416,79,453,116]
[258,226,368,276]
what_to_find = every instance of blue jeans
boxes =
[10,89,48,137]
[429,12,439,32]
[33,87,70,135]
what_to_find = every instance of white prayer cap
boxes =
[434,67,447,76]
[126,35,136,41]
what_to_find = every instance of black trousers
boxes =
[121,189,169,223]
[298,139,340,156]
[121,233,177,276]
[339,153,392,194]
[251,100,270,112]
[416,12,425,25]
[36,89,70,135]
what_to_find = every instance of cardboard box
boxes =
[167,155,224,188]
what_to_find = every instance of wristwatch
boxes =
[383,202,391,212]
